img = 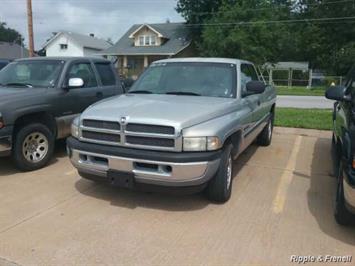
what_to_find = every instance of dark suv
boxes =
[0,57,123,171]
[325,67,355,225]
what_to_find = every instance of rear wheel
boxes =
[334,161,353,226]
[206,143,233,203]
[12,123,55,171]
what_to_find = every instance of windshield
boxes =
[0,60,64,88]
[129,62,236,98]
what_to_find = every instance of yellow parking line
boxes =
[272,135,303,214]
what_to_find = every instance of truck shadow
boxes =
[307,137,355,245]
[74,144,258,212]
[0,140,68,176]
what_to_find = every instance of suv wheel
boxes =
[334,161,353,226]
[206,143,233,203]
[257,112,274,146]
[12,123,55,171]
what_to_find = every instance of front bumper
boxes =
[0,126,13,156]
[343,169,355,213]
[67,137,221,187]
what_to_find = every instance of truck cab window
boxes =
[95,63,116,86]
[67,63,97,88]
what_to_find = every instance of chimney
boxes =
[89,33,94,37]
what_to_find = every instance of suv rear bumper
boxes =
[67,137,221,187]
[0,126,13,156]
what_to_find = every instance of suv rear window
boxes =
[95,63,116,86]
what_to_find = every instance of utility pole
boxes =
[27,0,34,57]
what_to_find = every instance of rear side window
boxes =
[95,63,116,86]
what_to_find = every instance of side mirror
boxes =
[325,86,350,101]
[68,78,84,88]
[246,81,266,95]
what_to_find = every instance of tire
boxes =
[334,161,353,226]
[206,143,233,203]
[257,112,274,146]
[12,123,55,171]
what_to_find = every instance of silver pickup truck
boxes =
[67,58,276,202]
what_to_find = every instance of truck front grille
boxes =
[83,119,120,131]
[82,131,120,143]
[126,123,175,135]
[80,120,177,151]
[126,136,175,147]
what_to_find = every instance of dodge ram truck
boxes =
[67,58,276,202]
[0,57,123,171]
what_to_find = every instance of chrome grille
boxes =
[79,119,177,151]
[126,136,175,147]
[126,123,174,135]
[83,119,120,130]
[82,131,120,143]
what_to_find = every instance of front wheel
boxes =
[12,123,55,171]
[206,143,233,203]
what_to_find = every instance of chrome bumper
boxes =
[69,149,220,187]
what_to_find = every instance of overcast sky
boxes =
[0,0,184,50]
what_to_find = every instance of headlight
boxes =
[183,137,221,151]
[71,117,80,139]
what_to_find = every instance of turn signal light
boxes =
[352,158,355,169]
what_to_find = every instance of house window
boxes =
[151,35,156,45]
[137,35,157,46]
[60,44,68,50]
[145,36,150,46]
[139,36,144,46]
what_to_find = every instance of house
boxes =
[0,41,29,60]
[43,31,112,57]
[101,22,194,78]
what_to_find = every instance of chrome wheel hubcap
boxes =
[22,132,48,163]
[226,155,232,190]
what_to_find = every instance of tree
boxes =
[199,0,296,65]
[0,22,23,45]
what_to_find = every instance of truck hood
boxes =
[83,94,238,129]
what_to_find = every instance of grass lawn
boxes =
[276,86,326,96]
[275,108,332,130]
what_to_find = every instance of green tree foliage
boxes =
[0,22,23,45]
[176,0,355,75]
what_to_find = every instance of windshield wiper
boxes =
[5,82,33,88]
[165,91,201,96]
[128,90,153,94]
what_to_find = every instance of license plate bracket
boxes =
[107,170,135,189]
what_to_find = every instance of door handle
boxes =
[96,92,103,98]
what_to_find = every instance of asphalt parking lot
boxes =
[0,127,354,266]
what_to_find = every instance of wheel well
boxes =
[225,130,242,158]
[13,112,57,136]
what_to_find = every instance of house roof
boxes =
[101,22,192,56]
[43,31,111,50]
[0,42,29,60]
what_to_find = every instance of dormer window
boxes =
[137,35,157,46]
